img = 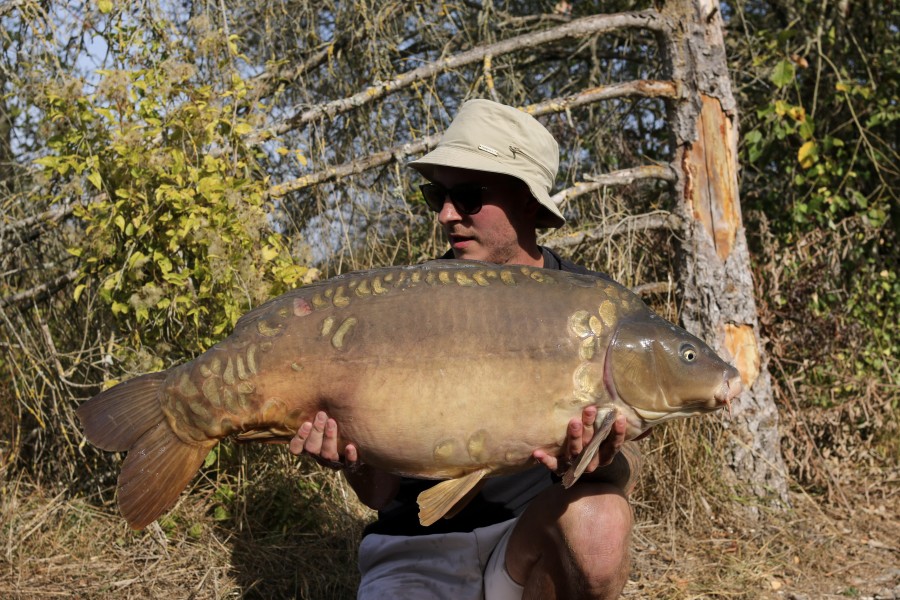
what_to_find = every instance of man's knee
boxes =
[557,485,632,594]
[506,483,632,599]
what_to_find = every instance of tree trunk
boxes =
[661,0,789,506]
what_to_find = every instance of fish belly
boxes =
[161,262,626,477]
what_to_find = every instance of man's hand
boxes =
[532,406,627,475]
[289,411,401,510]
[289,411,359,469]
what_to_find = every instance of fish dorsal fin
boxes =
[417,468,490,526]
[562,407,618,488]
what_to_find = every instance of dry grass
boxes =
[0,450,372,600]
[2,413,897,600]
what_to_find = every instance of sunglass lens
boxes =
[448,185,483,215]
[419,184,445,212]
[419,183,484,215]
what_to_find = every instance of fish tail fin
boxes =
[77,373,215,529]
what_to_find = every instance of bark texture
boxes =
[661,0,789,505]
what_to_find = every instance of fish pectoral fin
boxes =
[233,429,292,444]
[417,468,490,527]
[441,479,487,521]
[562,407,618,489]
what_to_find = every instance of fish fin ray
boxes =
[440,480,487,520]
[562,407,618,488]
[77,371,214,529]
[417,468,489,526]
[77,372,168,451]
[117,423,215,530]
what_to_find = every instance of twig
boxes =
[0,269,78,308]
[543,211,681,250]
[268,9,666,137]
[269,108,676,198]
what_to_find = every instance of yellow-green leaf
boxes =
[73,284,86,302]
[97,0,113,14]
[798,141,817,169]
[88,171,103,190]
[260,245,279,262]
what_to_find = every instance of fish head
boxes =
[606,314,742,427]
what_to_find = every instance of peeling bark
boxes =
[662,0,789,506]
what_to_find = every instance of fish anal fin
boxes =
[417,468,489,527]
[562,407,618,489]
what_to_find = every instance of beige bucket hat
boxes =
[409,99,565,228]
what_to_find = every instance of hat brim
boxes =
[409,145,565,229]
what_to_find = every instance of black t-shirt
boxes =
[363,247,612,537]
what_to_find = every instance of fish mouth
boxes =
[715,372,743,417]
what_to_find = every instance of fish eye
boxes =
[680,344,697,362]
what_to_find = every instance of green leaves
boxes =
[770,59,795,88]
[34,18,317,361]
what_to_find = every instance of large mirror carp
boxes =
[77,259,741,529]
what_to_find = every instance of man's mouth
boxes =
[449,234,474,249]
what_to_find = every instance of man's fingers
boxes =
[566,418,584,459]
[319,417,339,461]
[289,421,313,456]
[597,415,627,466]
[301,411,328,454]
[345,444,358,464]
[581,406,598,431]
[533,449,559,472]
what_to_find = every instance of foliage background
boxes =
[1,0,896,598]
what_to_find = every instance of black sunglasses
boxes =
[419,182,519,216]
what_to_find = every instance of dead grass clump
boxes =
[0,451,373,599]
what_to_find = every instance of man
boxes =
[289,99,640,599]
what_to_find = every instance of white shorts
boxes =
[357,518,525,600]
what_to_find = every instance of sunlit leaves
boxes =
[33,17,317,361]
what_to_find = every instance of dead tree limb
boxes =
[0,204,77,255]
[0,269,78,309]
[247,4,407,101]
[543,211,681,250]
[524,80,677,116]
[269,10,666,137]
[548,165,677,207]
[1,204,75,235]
[269,90,675,198]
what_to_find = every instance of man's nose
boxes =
[437,198,462,224]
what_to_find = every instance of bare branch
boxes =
[524,80,677,117]
[0,269,77,308]
[269,9,666,136]
[1,203,75,235]
[632,280,674,296]
[550,165,678,207]
[543,211,681,250]
[248,4,407,101]
[268,134,442,198]
[0,203,77,255]
[269,97,676,198]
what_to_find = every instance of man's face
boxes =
[429,167,540,266]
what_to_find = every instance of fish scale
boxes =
[77,259,741,529]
